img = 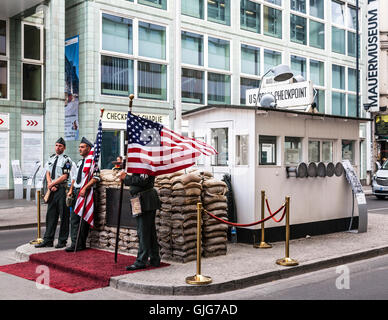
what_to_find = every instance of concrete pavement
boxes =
[3,184,388,297]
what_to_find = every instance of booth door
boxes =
[101,130,122,170]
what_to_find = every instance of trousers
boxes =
[69,188,90,248]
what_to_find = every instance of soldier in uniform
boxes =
[66,137,100,252]
[35,137,72,248]
[119,171,161,270]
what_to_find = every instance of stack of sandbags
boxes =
[170,172,204,263]
[201,178,229,257]
[154,172,183,260]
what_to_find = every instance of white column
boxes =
[173,0,182,134]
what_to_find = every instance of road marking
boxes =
[368,208,388,212]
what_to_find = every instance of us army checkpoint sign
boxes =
[246,80,314,108]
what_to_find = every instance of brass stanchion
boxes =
[276,196,298,266]
[30,190,43,245]
[185,203,212,285]
[254,190,272,248]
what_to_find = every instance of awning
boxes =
[0,0,44,19]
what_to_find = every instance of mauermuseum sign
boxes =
[367,0,379,112]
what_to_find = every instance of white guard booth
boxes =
[183,106,371,243]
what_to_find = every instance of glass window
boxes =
[24,24,41,61]
[259,135,277,165]
[332,64,345,90]
[181,31,203,66]
[332,27,345,54]
[263,6,282,39]
[138,0,167,10]
[0,61,7,99]
[347,31,356,57]
[346,6,357,29]
[138,22,166,60]
[342,140,354,163]
[182,68,204,104]
[208,0,230,26]
[308,140,320,162]
[208,37,230,70]
[236,135,249,165]
[291,0,306,13]
[285,137,302,165]
[208,72,231,104]
[331,0,345,25]
[137,61,167,100]
[241,0,261,33]
[182,0,204,19]
[211,128,229,166]
[291,55,306,79]
[265,0,282,5]
[264,49,282,73]
[348,94,357,117]
[102,13,133,55]
[290,15,306,45]
[309,20,324,49]
[310,59,324,86]
[322,141,333,162]
[310,0,324,19]
[348,68,357,92]
[0,20,6,56]
[314,89,325,113]
[195,136,205,165]
[240,77,260,104]
[332,92,346,116]
[241,44,260,76]
[101,130,122,170]
[101,56,134,97]
[23,64,42,101]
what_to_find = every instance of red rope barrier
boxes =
[265,198,286,223]
[203,205,284,228]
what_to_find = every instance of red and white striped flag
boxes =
[74,119,103,227]
[126,112,217,176]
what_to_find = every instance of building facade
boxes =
[0,0,369,198]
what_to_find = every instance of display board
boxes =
[0,130,9,189]
[22,131,43,182]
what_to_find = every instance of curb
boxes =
[109,245,388,296]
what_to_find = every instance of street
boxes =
[0,197,388,300]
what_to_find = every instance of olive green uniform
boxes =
[43,153,72,246]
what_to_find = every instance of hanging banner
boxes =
[367,0,379,112]
[65,35,79,140]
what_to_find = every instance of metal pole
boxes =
[254,190,271,248]
[29,190,43,245]
[174,0,182,134]
[186,203,212,285]
[276,196,298,266]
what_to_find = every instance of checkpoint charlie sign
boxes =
[102,110,170,127]
[245,80,314,108]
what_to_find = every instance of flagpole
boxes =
[115,94,134,263]
[74,108,105,252]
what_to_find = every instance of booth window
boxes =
[236,135,249,165]
[322,141,333,162]
[211,128,228,166]
[309,140,333,162]
[308,140,320,162]
[259,135,277,165]
[342,140,354,163]
[195,137,205,165]
[285,137,302,165]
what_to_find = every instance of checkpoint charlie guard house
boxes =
[183,76,371,243]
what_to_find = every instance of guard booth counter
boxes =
[182,105,371,243]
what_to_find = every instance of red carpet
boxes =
[0,248,169,293]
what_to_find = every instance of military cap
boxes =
[80,137,93,148]
[56,137,66,146]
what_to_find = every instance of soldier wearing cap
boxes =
[35,137,72,248]
[66,137,100,252]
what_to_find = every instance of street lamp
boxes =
[255,64,294,108]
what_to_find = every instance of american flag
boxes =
[74,119,103,227]
[126,112,217,176]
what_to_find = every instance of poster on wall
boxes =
[22,132,43,181]
[65,35,79,141]
[0,131,9,188]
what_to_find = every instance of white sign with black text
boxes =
[367,0,379,112]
